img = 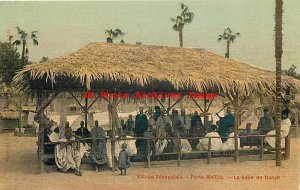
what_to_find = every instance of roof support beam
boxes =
[69,91,84,110]
[35,90,60,116]
[191,97,204,113]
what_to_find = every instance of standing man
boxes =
[75,121,91,142]
[257,107,275,135]
[190,111,203,135]
[90,120,108,172]
[217,107,235,142]
[134,107,148,155]
[180,108,191,136]
[126,114,135,136]
[153,106,161,121]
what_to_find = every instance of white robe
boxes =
[221,132,240,151]
[265,118,291,148]
[181,139,192,153]
[179,115,191,131]
[155,139,168,155]
[156,115,172,137]
[197,132,222,151]
[106,136,137,168]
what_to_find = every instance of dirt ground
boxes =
[0,132,299,190]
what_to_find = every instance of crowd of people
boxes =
[45,105,291,176]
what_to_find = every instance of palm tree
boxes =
[40,56,49,63]
[171,3,194,47]
[11,26,38,65]
[105,28,125,43]
[274,0,283,166]
[217,28,240,58]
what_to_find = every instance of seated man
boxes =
[179,129,192,153]
[48,123,82,176]
[265,109,291,148]
[221,131,240,151]
[171,109,183,137]
[90,120,108,172]
[197,125,222,151]
[217,107,235,143]
[180,108,191,136]
[257,107,275,135]
[126,114,135,136]
[75,121,91,140]
[190,111,204,136]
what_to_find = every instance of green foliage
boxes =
[171,3,194,31]
[283,64,300,80]
[217,27,240,43]
[105,28,125,43]
[0,42,22,84]
[11,26,39,64]
[40,56,49,63]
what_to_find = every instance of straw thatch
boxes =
[0,111,20,120]
[13,43,300,96]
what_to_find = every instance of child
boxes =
[118,143,131,175]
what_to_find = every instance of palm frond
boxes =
[115,28,125,36]
[8,35,14,42]
[172,24,178,31]
[176,16,183,23]
[170,18,176,22]
[12,40,21,46]
[226,27,232,33]
[16,26,22,34]
[230,35,236,42]
[32,39,39,46]
[180,3,185,10]
[105,29,113,35]
[20,32,28,40]
[217,34,224,41]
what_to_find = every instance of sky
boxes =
[0,0,299,72]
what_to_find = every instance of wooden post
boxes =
[109,103,116,172]
[18,96,22,132]
[233,92,239,162]
[147,140,151,168]
[204,94,208,128]
[37,90,45,173]
[167,96,171,115]
[274,0,283,167]
[260,136,264,161]
[284,131,291,160]
[177,133,181,166]
[85,94,88,129]
[208,137,211,164]
[295,112,299,137]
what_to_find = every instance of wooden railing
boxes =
[43,133,289,171]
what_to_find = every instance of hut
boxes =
[0,110,20,133]
[13,43,300,172]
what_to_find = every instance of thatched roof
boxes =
[13,43,300,96]
[22,105,36,112]
[0,111,20,119]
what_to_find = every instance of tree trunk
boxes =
[2,83,11,110]
[21,41,26,64]
[37,90,45,173]
[179,28,183,48]
[226,40,230,58]
[275,0,283,166]
[233,93,239,162]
